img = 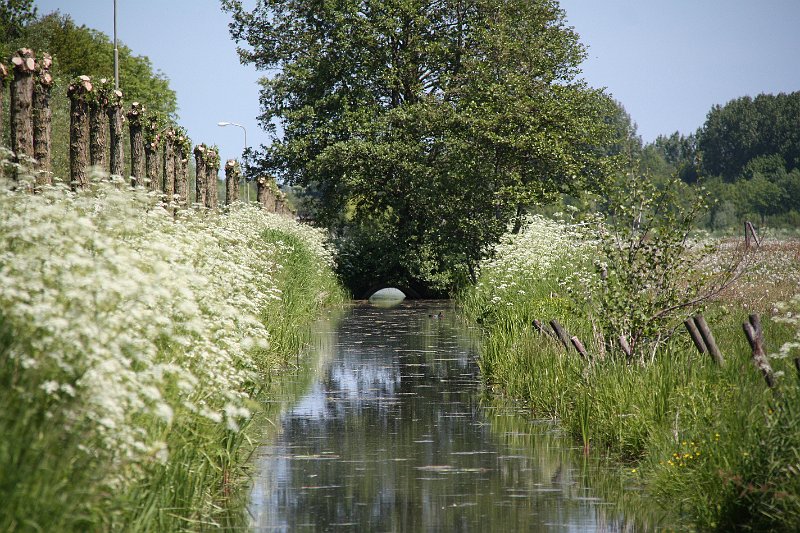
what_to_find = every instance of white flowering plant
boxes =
[0,169,342,529]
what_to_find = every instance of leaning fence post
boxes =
[742,314,774,388]
[571,336,589,359]
[693,315,724,366]
[549,319,572,351]
[684,318,707,354]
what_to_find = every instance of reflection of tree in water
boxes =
[250,303,644,532]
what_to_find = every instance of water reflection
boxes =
[250,302,637,532]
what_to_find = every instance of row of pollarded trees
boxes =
[1,47,291,213]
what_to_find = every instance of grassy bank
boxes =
[459,214,800,530]
[0,173,345,531]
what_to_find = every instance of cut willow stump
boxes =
[107,89,124,179]
[162,127,176,202]
[549,319,572,351]
[127,102,145,186]
[194,144,207,206]
[68,75,93,190]
[224,158,240,205]
[144,114,161,191]
[693,315,724,366]
[10,48,36,172]
[0,62,7,152]
[257,175,272,207]
[174,129,190,205]
[33,53,53,184]
[742,314,774,388]
[205,146,220,209]
[89,78,111,171]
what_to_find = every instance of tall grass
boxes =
[459,214,800,530]
[0,170,344,531]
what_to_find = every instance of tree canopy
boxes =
[223,0,620,295]
[7,11,177,116]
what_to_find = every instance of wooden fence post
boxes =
[742,314,774,388]
[684,318,707,354]
[693,315,724,366]
[127,102,145,187]
[225,158,240,205]
[193,144,207,206]
[10,48,36,174]
[32,53,53,185]
[571,336,589,359]
[67,75,92,190]
[618,335,632,359]
[549,319,572,351]
[107,89,124,179]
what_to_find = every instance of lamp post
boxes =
[113,0,119,89]
[217,121,249,201]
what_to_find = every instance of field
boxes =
[459,214,800,530]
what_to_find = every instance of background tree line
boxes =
[640,92,800,231]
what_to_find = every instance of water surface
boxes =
[250,301,641,531]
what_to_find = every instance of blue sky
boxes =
[32,0,800,161]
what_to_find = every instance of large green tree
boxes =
[223,0,619,295]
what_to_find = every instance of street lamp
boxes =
[217,121,249,201]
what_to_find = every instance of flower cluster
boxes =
[0,173,335,487]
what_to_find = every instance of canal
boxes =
[249,301,646,531]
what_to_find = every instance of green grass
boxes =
[459,225,800,530]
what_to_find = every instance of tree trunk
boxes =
[256,176,275,208]
[32,53,53,185]
[10,48,36,173]
[0,62,7,150]
[174,129,189,205]
[194,144,207,206]
[162,128,175,203]
[68,75,93,190]
[107,89,124,179]
[224,158,240,205]
[144,114,161,191]
[127,102,145,187]
[205,146,220,209]
[89,78,110,171]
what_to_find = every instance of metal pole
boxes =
[114,0,119,89]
